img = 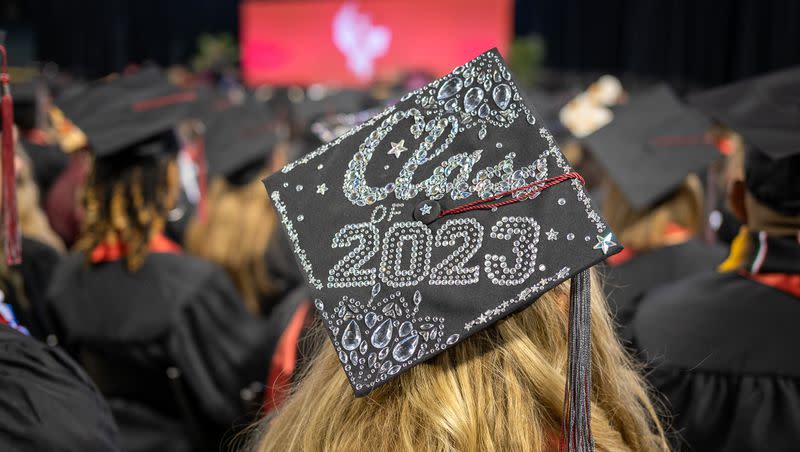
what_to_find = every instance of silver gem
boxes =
[558,198,566,206]
[492,84,512,110]
[370,319,393,348]
[464,87,484,113]
[314,298,324,310]
[297,215,304,222]
[567,233,575,241]
[399,321,413,337]
[478,103,490,118]
[341,320,362,351]
[593,232,617,254]
[388,365,401,375]
[316,183,328,195]
[392,334,419,362]
[339,350,348,364]
[295,185,303,191]
[446,334,460,345]
[478,126,487,140]
[437,77,463,100]
[365,311,378,328]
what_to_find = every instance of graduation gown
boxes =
[602,239,726,327]
[0,324,119,451]
[45,251,273,452]
[0,236,62,340]
[628,231,800,451]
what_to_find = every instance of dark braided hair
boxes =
[76,153,179,270]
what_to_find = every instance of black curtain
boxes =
[7,0,800,87]
[516,0,800,89]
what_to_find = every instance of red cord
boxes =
[439,172,584,218]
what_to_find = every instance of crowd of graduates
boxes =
[0,36,798,452]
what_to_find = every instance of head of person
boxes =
[727,146,800,235]
[603,175,704,251]
[15,143,66,251]
[251,50,668,452]
[185,100,287,314]
[251,270,667,452]
[58,67,197,270]
[586,84,720,252]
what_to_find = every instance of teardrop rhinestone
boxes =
[478,103,490,118]
[365,311,378,328]
[392,335,419,362]
[493,70,502,83]
[399,321,414,337]
[483,79,492,91]
[368,352,377,368]
[341,320,362,351]
[350,350,359,363]
[413,290,422,304]
[492,84,512,110]
[339,350,348,364]
[464,87,484,113]
[388,365,401,375]
[371,319,394,348]
[478,126,487,140]
[378,347,390,360]
[437,77,463,100]
[359,341,368,354]
[379,360,392,373]
[444,98,458,112]
[464,76,474,87]
[446,334,460,345]
[314,299,324,310]
[371,283,381,297]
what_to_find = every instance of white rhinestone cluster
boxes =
[429,218,484,285]
[484,216,541,286]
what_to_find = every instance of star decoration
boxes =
[545,228,559,241]
[419,203,433,216]
[388,139,407,158]
[316,183,328,195]
[593,232,616,254]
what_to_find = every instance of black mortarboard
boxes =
[9,78,48,131]
[291,89,372,128]
[310,107,382,145]
[583,84,719,209]
[689,67,800,216]
[264,49,620,450]
[204,99,279,185]
[56,68,198,161]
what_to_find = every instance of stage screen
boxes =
[240,0,513,86]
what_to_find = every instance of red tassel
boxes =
[0,45,21,265]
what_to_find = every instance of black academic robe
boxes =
[602,239,726,327]
[45,252,273,452]
[1,236,62,340]
[628,232,800,451]
[0,324,120,451]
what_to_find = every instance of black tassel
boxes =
[561,269,594,452]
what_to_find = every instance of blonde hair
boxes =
[185,176,276,315]
[250,269,669,452]
[15,145,66,251]
[603,175,704,251]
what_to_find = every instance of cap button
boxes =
[413,200,441,224]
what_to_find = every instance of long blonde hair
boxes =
[185,176,277,315]
[603,175,704,251]
[250,269,669,452]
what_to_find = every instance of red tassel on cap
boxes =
[0,45,21,265]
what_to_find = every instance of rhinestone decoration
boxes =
[319,284,446,389]
[270,191,323,289]
[328,223,380,288]
[429,218,484,285]
[545,228,559,241]
[418,203,432,216]
[593,232,617,254]
[317,183,328,195]
[388,139,408,159]
[378,222,433,287]
[484,216,541,286]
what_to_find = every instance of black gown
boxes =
[628,232,800,451]
[0,323,120,451]
[1,236,62,340]
[602,239,726,327]
[45,251,273,452]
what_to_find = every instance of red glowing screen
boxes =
[240,0,513,86]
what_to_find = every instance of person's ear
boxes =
[727,179,748,223]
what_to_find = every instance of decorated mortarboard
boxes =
[264,48,620,451]
[56,67,198,161]
[689,67,800,215]
[583,84,719,209]
[204,99,279,186]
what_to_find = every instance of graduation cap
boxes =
[583,84,719,209]
[264,48,621,450]
[56,67,198,161]
[204,99,279,185]
[689,67,800,215]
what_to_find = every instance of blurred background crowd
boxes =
[0,1,799,451]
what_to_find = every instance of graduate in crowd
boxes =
[629,66,800,451]
[44,68,273,452]
[0,44,118,450]
[184,98,313,413]
[583,85,727,327]
[251,50,668,452]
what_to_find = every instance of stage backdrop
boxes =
[240,0,514,86]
